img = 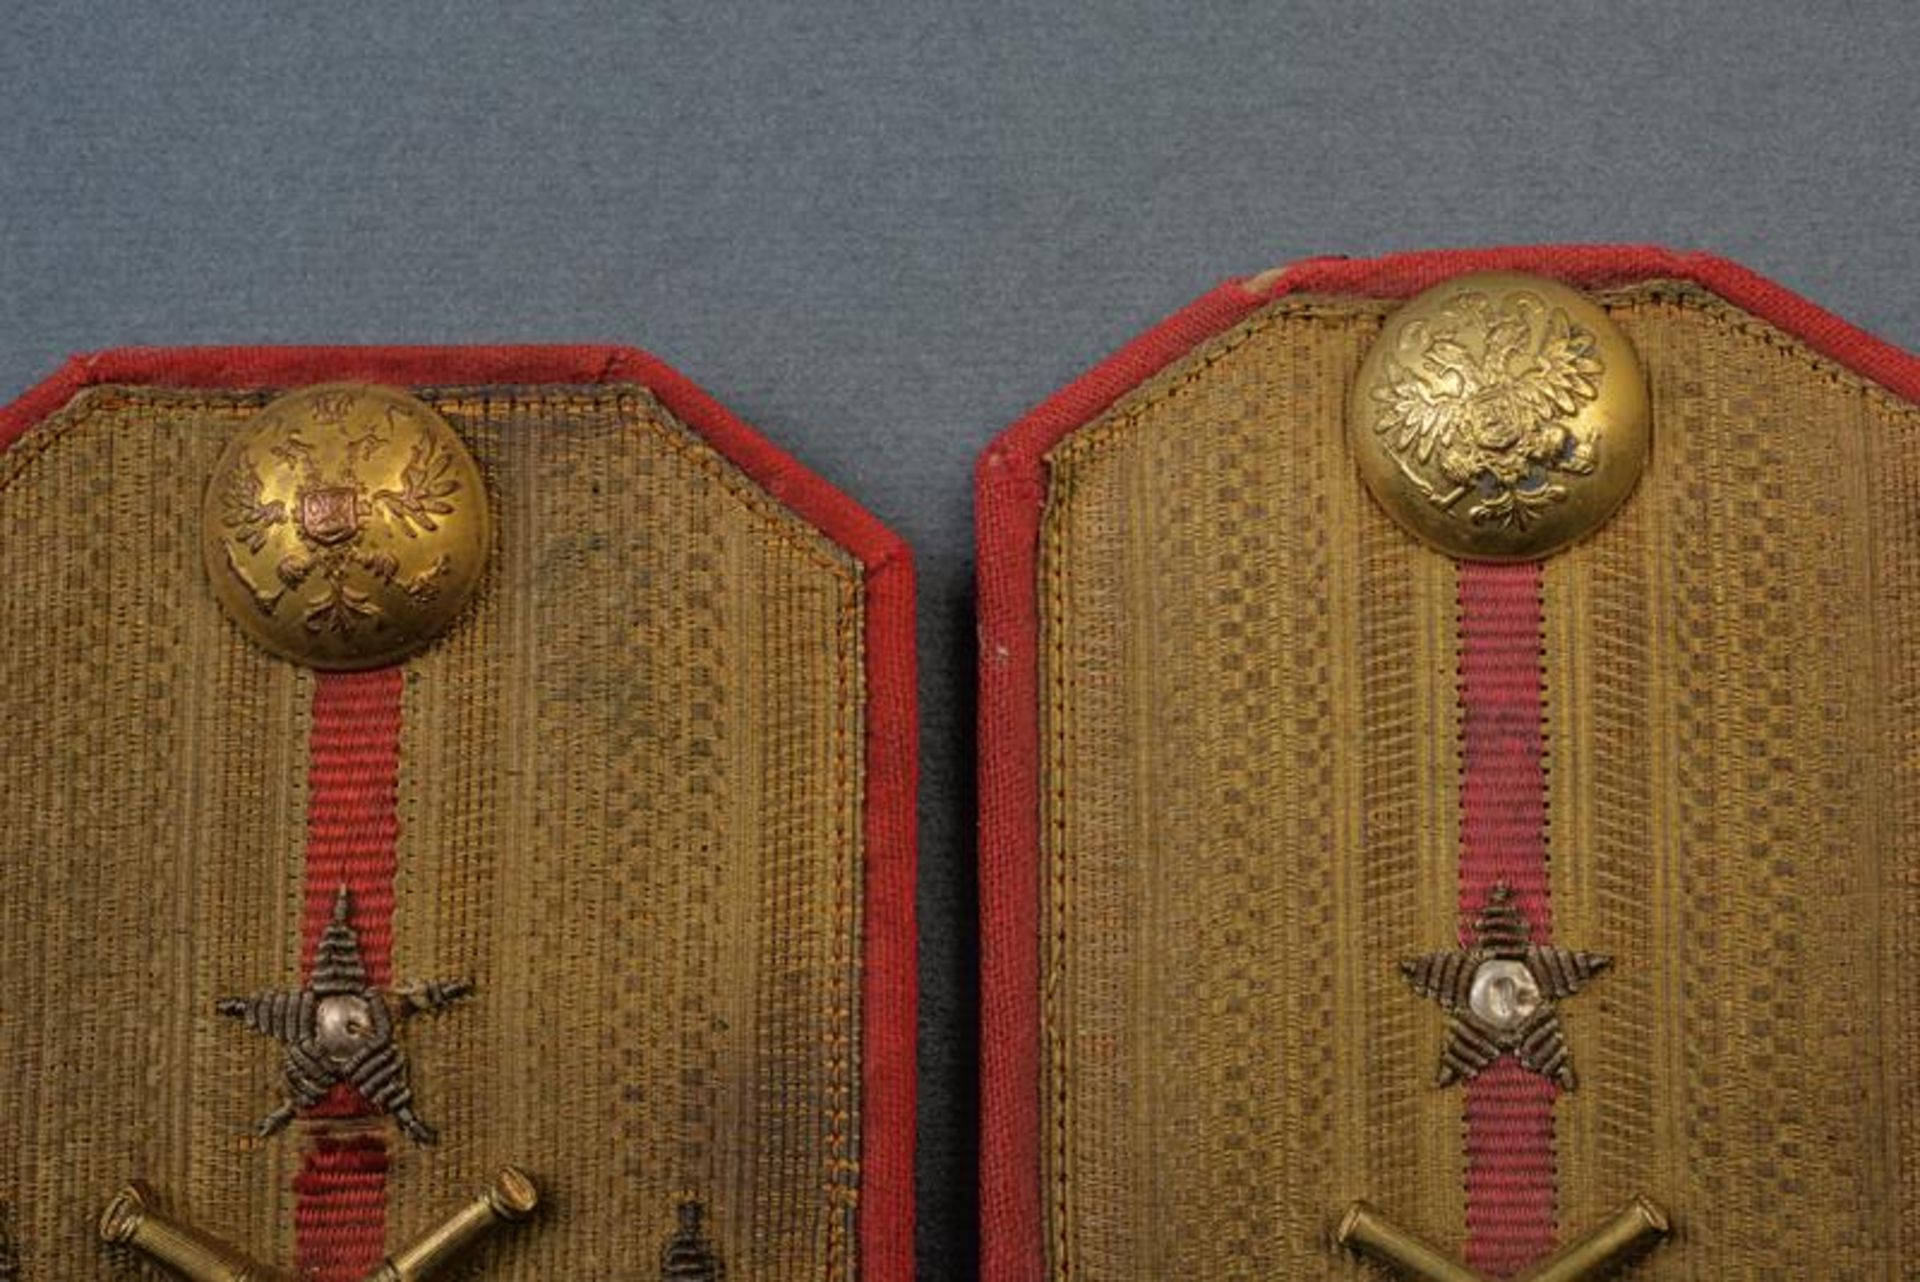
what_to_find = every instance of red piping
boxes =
[976,245,1920,1279]
[0,343,916,1281]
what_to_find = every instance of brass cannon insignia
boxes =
[981,250,1920,1279]
[0,352,912,1277]
[100,1169,540,1281]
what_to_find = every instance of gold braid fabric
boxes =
[0,386,865,1278]
[1037,284,1919,1278]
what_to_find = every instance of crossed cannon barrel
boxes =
[100,1166,538,1281]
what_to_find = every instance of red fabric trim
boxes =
[858,509,918,1282]
[0,344,916,1282]
[1253,244,1920,405]
[294,1133,392,1281]
[1457,563,1551,942]
[1457,563,1556,1276]
[1463,1062,1557,1276]
[975,245,1920,1278]
[975,284,1267,1282]
[303,670,404,984]
[298,669,404,1278]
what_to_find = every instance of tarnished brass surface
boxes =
[99,1183,290,1281]
[1519,1197,1669,1282]
[1336,1202,1483,1282]
[202,383,490,669]
[1350,271,1649,560]
[1337,1196,1671,1281]
[369,1166,540,1281]
[103,1170,538,1281]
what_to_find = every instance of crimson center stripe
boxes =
[295,668,404,1280]
[1456,561,1558,1277]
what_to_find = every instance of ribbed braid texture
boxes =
[389,388,866,1278]
[296,669,403,1279]
[293,1134,391,1280]
[302,670,403,983]
[998,271,1920,1278]
[1457,561,1558,1277]
[0,381,888,1279]
[1037,303,1465,1277]
[1456,563,1552,943]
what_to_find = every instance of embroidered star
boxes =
[1400,883,1609,1089]
[217,887,471,1144]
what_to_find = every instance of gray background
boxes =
[3,4,1914,1277]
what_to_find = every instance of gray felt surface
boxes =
[3,3,1916,1277]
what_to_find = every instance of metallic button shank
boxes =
[1350,271,1650,561]
[203,384,490,669]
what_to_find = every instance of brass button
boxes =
[202,384,490,670]
[1350,272,1650,561]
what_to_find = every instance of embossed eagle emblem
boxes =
[373,432,461,537]
[1370,290,1604,528]
[217,422,458,632]
[217,461,288,555]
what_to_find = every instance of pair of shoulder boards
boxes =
[1,246,1915,1279]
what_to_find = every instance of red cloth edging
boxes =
[296,668,405,1279]
[1457,562,1552,944]
[302,669,405,985]
[1457,562,1557,1275]
[294,1133,391,1282]
[975,245,1920,1279]
[974,282,1268,1282]
[0,344,917,1281]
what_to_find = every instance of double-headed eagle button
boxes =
[1350,271,1650,561]
[203,383,490,669]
